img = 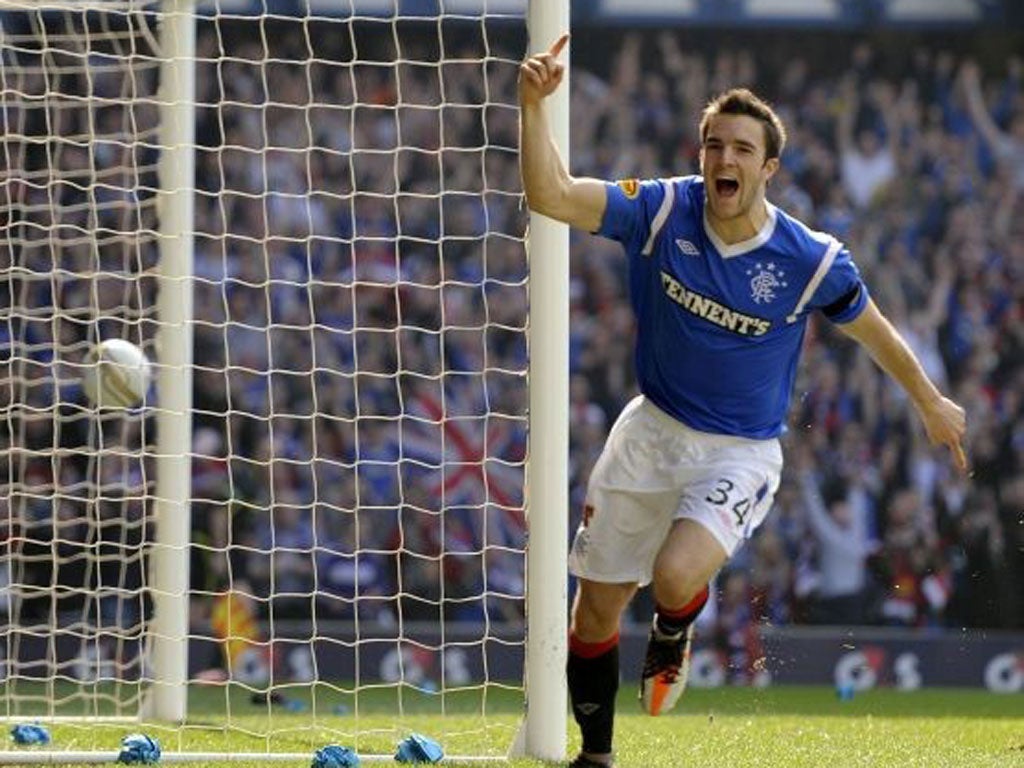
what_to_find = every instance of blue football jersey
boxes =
[597,175,868,438]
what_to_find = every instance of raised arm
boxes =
[960,61,1005,150]
[837,298,967,471]
[519,33,607,231]
[798,470,846,546]
[834,75,858,156]
[875,81,902,157]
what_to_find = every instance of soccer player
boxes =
[519,35,968,768]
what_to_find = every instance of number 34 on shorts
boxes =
[701,474,771,539]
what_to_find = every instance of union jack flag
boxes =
[397,382,527,549]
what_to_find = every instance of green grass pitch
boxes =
[4,683,1023,767]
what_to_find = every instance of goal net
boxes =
[1,0,563,761]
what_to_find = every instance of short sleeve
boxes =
[596,178,669,255]
[809,245,869,324]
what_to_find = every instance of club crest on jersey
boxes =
[616,179,639,198]
[746,262,789,304]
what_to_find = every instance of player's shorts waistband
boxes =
[634,395,775,450]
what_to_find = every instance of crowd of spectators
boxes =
[2,16,1022,661]
[564,31,1024,634]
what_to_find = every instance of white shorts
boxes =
[568,395,783,585]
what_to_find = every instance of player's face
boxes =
[700,114,778,222]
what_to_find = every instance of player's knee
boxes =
[571,611,617,642]
[651,562,705,608]
[572,587,627,640]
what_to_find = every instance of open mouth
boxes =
[715,178,740,198]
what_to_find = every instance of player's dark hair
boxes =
[699,88,787,160]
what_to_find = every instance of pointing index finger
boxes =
[549,33,569,57]
[952,441,968,473]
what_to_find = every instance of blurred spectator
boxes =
[795,448,877,626]
[960,59,1024,193]
[945,487,1007,628]
[835,74,900,209]
[873,488,947,627]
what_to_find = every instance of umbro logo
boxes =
[576,703,601,715]
[675,238,700,256]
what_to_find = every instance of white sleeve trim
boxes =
[786,237,841,324]
[641,180,675,256]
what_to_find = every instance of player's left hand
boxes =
[917,395,968,473]
[519,34,569,108]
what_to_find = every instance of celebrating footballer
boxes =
[519,33,968,768]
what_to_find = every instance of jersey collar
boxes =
[703,202,778,259]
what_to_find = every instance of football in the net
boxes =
[82,338,153,408]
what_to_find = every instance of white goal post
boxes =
[518,0,569,760]
[0,0,568,762]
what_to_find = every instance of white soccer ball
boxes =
[82,338,153,408]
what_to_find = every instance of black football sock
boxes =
[655,584,709,636]
[567,632,619,756]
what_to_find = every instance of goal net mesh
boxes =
[1,0,529,758]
